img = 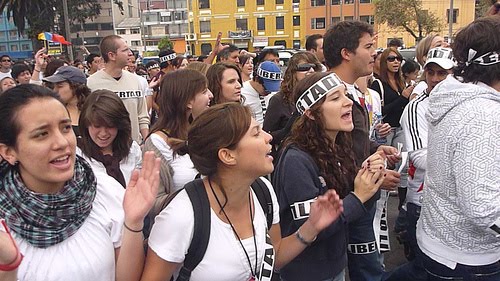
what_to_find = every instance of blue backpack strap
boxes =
[176,179,211,281]
[251,177,273,230]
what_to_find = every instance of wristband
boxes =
[0,220,23,271]
[123,222,143,233]
[295,229,316,246]
[34,68,41,72]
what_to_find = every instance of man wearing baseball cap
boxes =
[43,65,87,85]
[241,60,282,124]
[389,47,455,281]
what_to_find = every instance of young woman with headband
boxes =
[141,102,344,281]
[274,72,387,281]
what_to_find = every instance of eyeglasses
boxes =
[297,63,319,72]
[2,59,11,62]
[386,56,402,62]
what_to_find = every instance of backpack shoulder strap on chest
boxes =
[176,179,211,281]
[251,177,273,230]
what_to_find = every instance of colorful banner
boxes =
[37,32,71,45]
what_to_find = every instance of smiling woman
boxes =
[0,84,161,281]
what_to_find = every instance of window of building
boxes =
[276,0,284,4]
[274,40,286,47]
[161,15,172,22]
[199,0,210,9]
[344,0,354,3]
[84,23,99,30]
[293,0,300,3]
[201,43,212,55]
[446,9,459,23]
[311,17,325,29]
[257,0,265,5]
[0,45,6,52]
[331,0,340,4]
[332,17,340,23]
[360,0,371,3]
[293,40,300,49]
[344,16,354,20]
[257,17,266,30]
[0,31,6,39]
[117,29,126,35]
[21,43,30,51]
[131,28,140,34]
[9,30,17,38]
[200,20,211,33]
[311,0,325,6]
[131,40,141,46]
[180,23,189,34]
[293,15,300,26]
[10,44,18,51]
[360,15,374,25]
[276,16,284,30]
[101,23,113,30]
[237,0,245,7]
[236,19,248,30]
[108,8,112,16]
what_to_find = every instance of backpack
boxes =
[163,177,274,281]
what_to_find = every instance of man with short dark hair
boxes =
[388,38,403,49]
[324,20,400,281]
[85,53,102,76]
[255,49,280,65]
[216,44,240,64]
[11,63,31,84]
[0,55,12,80]
[87,35,149,143]
[305,34,325,65]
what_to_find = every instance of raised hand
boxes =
[122,151,161,228]
[353,166,384,203]
[307,189,344,233]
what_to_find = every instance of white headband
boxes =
[147,63,160,70]
[296,73,344,114]
[256,66,282,80]
[466,49,500,67]
[159,53,176,63]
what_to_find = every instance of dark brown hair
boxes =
[453,16,500,85]
[280,51,322,106]
[69,81,91,111]
[151,69,208,153]
[283,72,356,198]
[183,103,252,176]
[206,62,243,105]
[78,90,132,160]
[379,47,405,92]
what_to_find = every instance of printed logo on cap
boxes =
[427,47,454,60]
[296,73,344,114]
[257,66,282,81]
[147,63,160,70]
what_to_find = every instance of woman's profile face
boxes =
[3,98,76,192]
[88,124,118,154]
[220,68,242,103]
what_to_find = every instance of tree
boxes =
[158,36,174,51]
[475,0,498,18]
[374,0,443,42]
[0,0,123,41]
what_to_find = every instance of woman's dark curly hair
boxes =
[283,72,357,198]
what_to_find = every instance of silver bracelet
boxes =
[295,229,317,246]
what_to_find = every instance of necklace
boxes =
[208,178,258,279]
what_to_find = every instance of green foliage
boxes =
[158,36,174,51]
[374,0,443,41]
[0,0,124,40]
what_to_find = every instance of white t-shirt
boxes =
[241,81,275,125]
[148,177,280,281]
[77,141,142,185]
[150,133,198,192]
[13,171,125,281]
[412,81,427,98]
[0,70,12,81]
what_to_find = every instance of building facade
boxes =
[188,0,306,55]
[0,10,33,60]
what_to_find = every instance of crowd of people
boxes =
[0,5,499,281]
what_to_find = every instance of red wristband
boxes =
[0,220,23,271]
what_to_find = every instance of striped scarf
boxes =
[0,156,96,248]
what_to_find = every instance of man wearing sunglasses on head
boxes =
[0,55,12,81]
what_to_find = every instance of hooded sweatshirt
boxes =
[416,75,500,269]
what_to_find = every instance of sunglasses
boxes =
[296,63,319,72]
[386,56,403,62]
[2,59,11,62]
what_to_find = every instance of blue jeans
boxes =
[347,204,384,281]
[281,269,345,281]
[383,203,427,281]
[423,253,500,281]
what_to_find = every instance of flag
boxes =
[38,32,72,45]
